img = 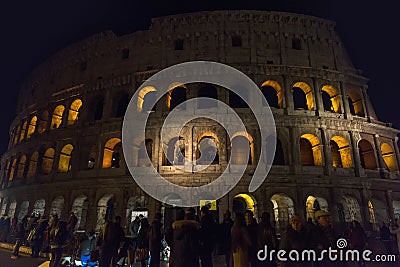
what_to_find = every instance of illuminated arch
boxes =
[358,139,377,170]
[271,193,295,233]
[293,82,314,110]
[338,195,362,223]
[13,125,20,145]
[33,199,45,216]
[42,148,55,174]
[330,136,353,168]
[305,195,329,221]
[163,136,185,166]
[68,99,82,126]
[137,86,156,112]
[51,105,65,129]
[17,155,27,178]
[321,85,341,113]
[196,132,219,164]
[19,121,27,142]
[230,132,254,165]
[167,82,187,111]
[8,159,17,181]
[72,195,89,230]
[347,89,365,117]
[27,116,37,139]
[58,144,74,172]
[27,152,39,178]
[96,194,115,231]
[381,143,398,172]
[233,193,257,217]
[261,80,283,108]
[50,196,65,218]
[300,134,322,166]
[102,138,122,168]
[37,111,49,134]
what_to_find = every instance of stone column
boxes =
[283,77,294,115]
[289,126,300,173]
[373,134,386,177]
[339,81,351,119]
[360,187,371,227]
[392,137,400,174]
[349,131,362,177]
[361,86,371,119]
[313,79,324,116]
[385,190,395,220]
[320,127,331,175]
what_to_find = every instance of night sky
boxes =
[1,0,399,156]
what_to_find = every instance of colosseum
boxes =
[0,10,399,235]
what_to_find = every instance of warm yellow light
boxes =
[293,82,314,110]
[68,99,82,126]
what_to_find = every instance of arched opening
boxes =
[330,136,352,168]
[33,199,45,217]
[358,139,377,170]
[197,84,218,109]
[300,134,322,166]
[51,105,65,129]
[17,201,29,223]
[27,116,37,139]
[273,138,285,165]
[85,144,98,170]
[321,85,341,113]
[230,133,254,165]
[305,195,329,221]
[96,195,116,231]
[338,195,362,224]
[8,200,17,218]
[233,194,257,218]
[137,86,157,112]
[381,143,398,172]
[37,111,49,134]
[347,90,365,117]
[126,195,148,227]
[50,196,64,218]
[0,197,8,215]
[13,125,20,145]
[168,84,187,111]
[71,195,89,230]
[67,99,82,126]
[229,90,248,108]
[87,96,104,121]
[196,133,219,165]
[293,82,314,110]
[271,193,295,233]
[58,144,73,172]
[112,92,129,118]
[8,159,17,182]
[369,199,388,231]
[42,148,55,175]
[27,152,39,179]
[19,121,27,142]
[102,138,122,168]
[261,80,283,108]
[137,139,153,167]
[17,155,27,178]
[163,137,185,166]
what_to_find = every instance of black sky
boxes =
[1,0,399,156]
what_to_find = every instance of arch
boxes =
[27,116,37,139]
[196,133,219,165]
[137,86,157,112]
[137,139,153,167]
[330,136,353,168]
[368,199,388,230]
[347,90,365,117]
[293,82,314,110]
[8,200,17,218]
[96,195,115,231]
[33,199,45,216]
[126,195,149,225]
[51,105,65,129]
[358,139,377,170]
[233,193,257,217]
[0,197,8,215]
[381,143,398,172]
[71,195,89,230]
[8,159,17,182]
[261,80,283,108]
[13,125,21,145]
[42,148,55,175]
[197,84,218,109]
[27,152,39,178]
[167,84,187,111]
[102,138,122,168]
[271,193,295,233]
[17,201,29,222]
[85,144,98,169]
[338,195,362,223]
[67,99,83,126]
[37,111,49,134]
[58,144,73,172]
[305,195,329,221]
[163,136,186,166]
[230,132,254,165]
[50,196,65,218]
[300,134,322,166]
[17,155,27,178]
[112,92,130,118]
[19,121,27,142]
[273,138,285,165]
[87,96,104,121]
[321,85,341,113]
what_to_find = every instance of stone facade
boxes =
[0,10,399,234]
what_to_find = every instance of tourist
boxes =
[231,213,251,267]
[219,210,234,267]
[244,210,258,266]
[257,211,278,267]
[148,212,163,267]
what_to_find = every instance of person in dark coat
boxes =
[256,212,278,267]
[137,218,150,267]
[219,210,234,267]
[31,215,49,258]
[10,221,26,259]
[244,210,258,267]
[97,216,125,267]
[112,216,126,267]
[380,222,393,254]
[67,212,78,233]
[148,212,163,267]
[170,211,201,267]
[199,205,218,267]
[49,221,70,267]
[166,209,185,266]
